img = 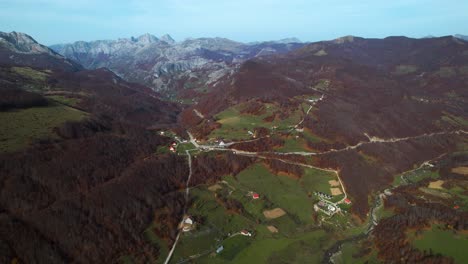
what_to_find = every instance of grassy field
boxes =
[197,229,330,264]
[0,103,87,152]
[393,64,418,75]
[333,242,379,264]
[228,230,329,264]
[436,66,457,78]
[171,185,255,262]
[176,142,197,153]
[392,168,439,186]
[410,225,468,264]
[447,185,468,211]
[208,102,303,140]
[232,164,316,224]
[441,113,468,127]
[11,66,49,82]
[276,129,322,152]
[169,162,347,263]
[143,222,170,264]
[227,164,340,223]
[46,95,81,106]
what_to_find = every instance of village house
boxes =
[216,245,224,254]
[314,191,332,200]
[315,201,338,216]
[219,140,226,147]
[252,192,260,200]
[182,216,194,232]
[240,230,252,236]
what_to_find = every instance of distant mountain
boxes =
[421,35,436,39]
[454,34,468,41]
[0,31,57,55]
[0,31,81,71]
[50,34,305,96]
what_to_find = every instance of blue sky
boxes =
[0,0,467,45]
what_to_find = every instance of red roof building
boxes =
[252,193,260,199]
[344,198,351,204]
[454,205,460,210]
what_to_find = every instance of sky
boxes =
[0,0,467,45]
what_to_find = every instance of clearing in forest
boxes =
[263,208,286,219]
[329,180,340,187]
[451,167,468,175]
[330,188,343,196]
[428,180,445,189]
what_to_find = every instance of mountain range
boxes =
[50,33,304,97]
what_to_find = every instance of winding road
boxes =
[163,100,467,263]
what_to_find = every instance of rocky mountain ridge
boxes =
[0,31,82,71]
[454,34,468,41]
[50,33,304,95]
[0,31,60,56]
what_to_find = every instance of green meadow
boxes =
[0,103,87,152]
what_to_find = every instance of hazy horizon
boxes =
[1,0,467,45]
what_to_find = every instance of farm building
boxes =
[182,217,194,232]
[315,201,338,216]
[240,230,252,236]
[252,193,260,199]
[216,246,224,254]
[344,198,351,205]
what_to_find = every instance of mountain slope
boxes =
[0,31,185,263]
[454,34,468,41]
[0,31,82,71]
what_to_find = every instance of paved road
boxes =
[163,149,194,264]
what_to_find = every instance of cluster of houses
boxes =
[314,191,332,200]
[169,141,177,153]
[314,200,339,216]
[312,190,352,216]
